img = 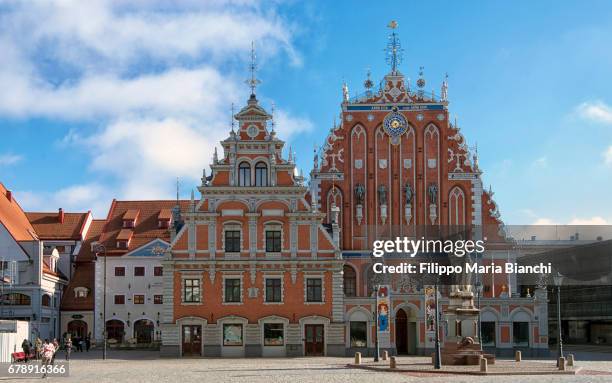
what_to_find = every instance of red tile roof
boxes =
[0,183,38,242]
[98,200,189,255]
[26,210,91,240]
[60,219,106,311]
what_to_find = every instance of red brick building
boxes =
[161,89,344,357]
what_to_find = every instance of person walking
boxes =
[41,339,55,379]
[65,337,72,361]
[21,339,31,363]
[85,332,91,352]
[34,337,42,360]
[51,338,59,364]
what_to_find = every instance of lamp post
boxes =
[95,244,107,361]
[475,280,483,351]
[373,285,380,362]
[433,282,441,369]
[553,271,563,366]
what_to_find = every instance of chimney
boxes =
[58,208,65,224]
[5,190,12,202]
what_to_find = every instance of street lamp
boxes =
[553,271,563,366]
[433,282,441,369]
[95,244,107,361]
[475,280,483,352]
[373,285,380,362]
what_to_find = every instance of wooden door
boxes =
[304,324,324,356]
[395,309,408,354]
[182,325,202,356]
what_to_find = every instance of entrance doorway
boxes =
[182,325,202,356]
[67,320,87,339]
[134,319,155,344]
[395,308,417,355]
[105,320,125,343]
[304,324,324,356]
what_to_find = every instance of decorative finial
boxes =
[441,72,449,101]
[270,102,275,132]
[364,67,373,90]
[230,103,235,133]
[342,81,349,102]
[288,145,293,163]
[417,66,425,88]
[176,177,180,203]
[313,143,319,170]
[245,41,261,96]
[385,21,403,74]
[213,147,218,164]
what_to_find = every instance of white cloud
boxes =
[0,153,22,166]
[532,218,558,225]
[0,1,314,203]
[16,183,112,218]
[604,146,612,166]
[568,216,609,225]
[576,101,612,124]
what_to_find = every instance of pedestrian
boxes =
[34,337,42,360]
[41,339,55,378]
[21,339,31,363]
[65,337,72,361]
[85,332,91,352]
[51,338,59,364]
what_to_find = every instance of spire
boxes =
[416,66,426,97]
[288,145,293,163]
[342,81,349,103]
[364,67,373,91]
[213,147,219,164]
[270,102,276,133]
[441,72,449,101]
[245,41,261,97]
[176,177,180,203]
[230,103,235,134]
[385,21,403,74]
[313,143,319,170]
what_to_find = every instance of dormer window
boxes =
[122,209,140,228]
[158,209,172,228]
[238,162,251,186]
[255,162,268,186]
[116,229,133,249]
[74,287,89,298]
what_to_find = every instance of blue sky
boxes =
[0,0,611,223]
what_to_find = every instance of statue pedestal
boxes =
[440,291,496,365]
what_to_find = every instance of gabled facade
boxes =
[93,200,188,345]
[161,90,344,357]
[0,183,67,340]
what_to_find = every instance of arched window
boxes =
[42,294,51,307]
[254,162,268,187]
[238,162,251,186]
[343,265,357,297]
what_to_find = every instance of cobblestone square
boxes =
[4,350,612,383]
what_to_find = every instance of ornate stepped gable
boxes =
[311,24,504,251]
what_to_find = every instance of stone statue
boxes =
[404,182,413,204]
[377,184,388,205]
[354,183,365,205]
[427,183,438,205]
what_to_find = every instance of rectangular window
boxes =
[265,230,282,253]
[225,278,241,303]
[114,295,125,305]
[114,267,125,277]
[350,321,367,348]
[223,324,243,346]
[183,279,201,303]
[225,230,241,253]
[263,323,284,346]
[154,295,163,304]
[133,294,145,304]
[306,278,323,302]
[482,321,496,346]
[513,322,529,346]
[134,267,145,276]
[265,278,282,303]
[154,266,163,276]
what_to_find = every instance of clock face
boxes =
[383,110,408,142]
[247,125,259,138]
